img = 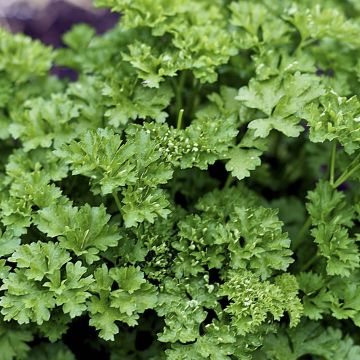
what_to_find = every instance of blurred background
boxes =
[0,0,118,46]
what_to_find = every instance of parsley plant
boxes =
[1,0,360,358]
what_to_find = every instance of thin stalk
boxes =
[174,71,186,116]
[292,216,312,251]
[223,174,234,189]
[333,163,360,188]
[177,109,184,130]
[332,152,360,188]
[300,253,319,272]
[329,141,336,186]
[294,146,358,264]
[301,38,318,48]
[273,131,281,157]
[189,77,201,120]
[295,37,318,55]
[112,191,122,213]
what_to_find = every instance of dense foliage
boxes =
[1,0,360,358]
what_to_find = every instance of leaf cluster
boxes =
[2,0,360,358]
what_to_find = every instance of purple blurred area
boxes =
[0,0,119,47]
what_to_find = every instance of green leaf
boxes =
[219,271,302,335]
[311,224,360,277]
[62,24,95,50]
[156,277,217,343]
[0,270,56,325]
[110,266,158,317]
[109,266,146,294]
[0,321,33,360]
[165,323,241,360]
[36,311,71,342]
[9,94,82,151]
[44,261,94,318]
[225,148,262,180]
[237,72,324,138]
[25,342,76,360]
[88,295,122,341]
[306,181,360,276]
[237,76,284,117]
[54,128,136,195]
[88,265,121,341]
[297,272,333,320]
[104,82,173,126]
[260,320,360,360]
[301,92,360,154]
[288,5,360,46]
[0,259,10,280]
[122,187,171,228]
[248,116,304,138]
[9,242,71,281]
[88,265,157,339]
[0,28,53,83]
[35,204,121,264]
[0,229,21,258]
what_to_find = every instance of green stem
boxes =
[223,174,234,189]
[294,147,358,265]
[333,163,360,188]
[273,131,281,159]
[332,152,360,188]
[112,191,122,213]
[300,253,319,272]
[295,37,318,55]
[301,38,318,48]
[294,152,358,251]
[329,141,336,186]
[174,71,186,116]
[292,216,312,251]
[177,109,184,130]
[189,77,201,120]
